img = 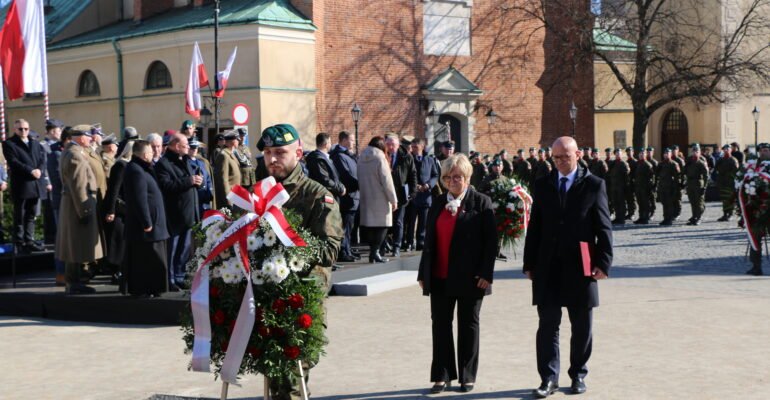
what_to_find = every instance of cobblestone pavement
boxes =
[2,201,769,400]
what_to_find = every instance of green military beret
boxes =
[537,148,545,154]
[625,146,634,152]
[258,124,300,151]
[490,159,502,167]
[181,120,195,130]
[722,144,730,150]
[592,147,599,152]
[614,147,622,153]
[544,146,552,151]
[663,147,672,153]
[646,146,654,151]
[691,143,700,150]
[671,144,680,150]
[223,130,239,140]
[636,147,645,152]
[605,147,612,152]
[758,143,770,150]
[529,147,536,151]
[499,149,508,155]
[517,149,524,154]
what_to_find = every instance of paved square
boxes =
[2,202,769,399]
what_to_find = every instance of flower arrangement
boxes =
[487,177,532,249]
[736,159,770,248]
[180,182,327,386]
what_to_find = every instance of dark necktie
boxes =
[559,177,568,206]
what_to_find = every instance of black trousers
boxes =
[339,210,356,258]
[430,279,484,384]
[536,305,593,383]
[12,197,39,245]
[388,205,407,250]
[365,227,388,259]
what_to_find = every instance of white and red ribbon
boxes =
[512,184,533,232]
[738,162,770,251]
[190,177,305,383]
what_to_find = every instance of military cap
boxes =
[671,144,680,150]
[646,146,654,151]
[517,148,524,153]
[442,141,455,149]
[401,134,415,145]
[722,144,731,150]
[90,123,103,137]
[469,152,480,160]
[625,146,634,152]
[544,146,552,151]
[123,126,139,140]
[223,130,240,141]
[482,154,491,161]
[163,129,176,137]
[583,147,590,151]
[258,124,299,151]
[662,147,672,154]
[70,124,93,137]
[691,143,700,150]
[613,147,622,153]
[162,134,173,146]
[758,143,770,150]
[215,133,225,141]
[499,149,508,155]
[605,147,612,152]
[537,148,545,154]
[636,147,645,152]
[237,128,248,137]
[189,138,204,148]
[592,147,599,152]
[180,120,195,130]
[490,159,502,167]
[101,133,117,145]
[45,119,64,129]
[529,147,536,151]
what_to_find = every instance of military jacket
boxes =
[235,144,257,187]
[470,162,488,189]
[609,159,630,190]
[213,148,242,209]
[533,159,552,181]
[657,160,681,190]
[715,155,739,187]
[479,171,506,195]
[501,159,514,178]
[588,158,608,179]
[634,159,654,189]
[514,159,532,183]
[684,156,709,189]
[85,148,108,201]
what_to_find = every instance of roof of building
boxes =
[47,0,314,51]
[593,28,636,52]
[0,0,93,41]
[423,67,482,93]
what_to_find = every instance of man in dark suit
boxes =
[404,138,438,251]
[330,131,360,262]
[3,119,49,252]
[384,133,416,257]
[523,136,613,398]
[306,132,346,200]
[154,133,201,291]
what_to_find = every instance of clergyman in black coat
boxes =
[2,119,48,250]
[523,137,613,398]
[123,140,170,297]
[330,131,360,262]
[154,134,201,290]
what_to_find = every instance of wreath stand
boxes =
[218,361,309,400]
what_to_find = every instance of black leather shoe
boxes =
[611,219,625,225]
[369,253,389,263]
[25,241,46,252]
[338,255,356,262]
[533,381,558,398]
[659,219,673,226]
[430,382,448,394]
[65,283,96,295]
[633,219,649,225]
[460,383,475,393]
[746,267,764,276]
[570,378,586,394]
[168,284,181,292]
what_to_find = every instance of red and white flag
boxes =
[0,0,48,101]
[185,41,209,119]
[214,46,237,98]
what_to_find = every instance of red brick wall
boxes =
[134,0,175,22]
[316,0,595,154]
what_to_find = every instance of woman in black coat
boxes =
[122,140,170,297]
[417,153,497,394]
[103,142,134,292]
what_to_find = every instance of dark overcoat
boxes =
[305,149,346,199]
[523,166,613,308]
[412,152,439,208]
[390,146,417,207]
[3,135,47,199]
[330,145,359,212]
[123,158,169,242]
[154,151,200,235]
[417,188,497,298]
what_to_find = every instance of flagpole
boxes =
[43,93,49,120]
[0,98,5,141]
[214,0,220,136]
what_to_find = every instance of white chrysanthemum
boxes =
[274,264,290,283]
[247,234,263,251]
[263,230,277,247]
[262,259,276,278]
[288,258,304,272]
[273,255,287,268]
[748,187,757,196]
[211,264,222,278]
[251,270,265,285]
[219,248,233,261]
[506,202,516,212]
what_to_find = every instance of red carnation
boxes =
[272,299,288,314]
[248,346,262,358]
[287,294,305,309]
[256,308,264,322]
[497,225,504,232]
[212,310,226,325]
[284,346,301,360]
[209,285,220,298]
[506,229,514,236]
[296,313,313,329]
[258,326,271,337]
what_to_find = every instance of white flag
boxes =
[185,42,209,118]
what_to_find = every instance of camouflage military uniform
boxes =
[625,156,637,219]
[501,158,514,178]
[715,154,739,218]
[684,156,710,223]
[470,160,488,189]
[479,170,506,195]
[647,156,658,217]
[656,159,681,224]
[605,156,615,214]
[514,158,532,185]
[609,157,630,222]
[633,158,654,223]
[533,159,552,182]
[235,144,257,189]
[673,155,686,218]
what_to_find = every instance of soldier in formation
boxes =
[715,144,739,222]
[683,144,710,226]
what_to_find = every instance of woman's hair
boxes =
[368,136,385,152]
[132,140,150,158]
[118,140,135,161]
[440,153,473,182]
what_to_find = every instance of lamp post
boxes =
[753,106,760,148]
[486,109,498,125]
[351,103,361,154]
[569,101,578,137]
[200,106,212,143]
[214,0,221,135]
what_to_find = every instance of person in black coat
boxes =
[523,136,613,398]
[384,133,416,257]
[123,140,170,297]
[3,119,49,252]
[306,132,346,199]
[104,141,135,292]
[417,153,497,394]
[330,131,360,262]
[154,133,201,291]
[405,138,439,251]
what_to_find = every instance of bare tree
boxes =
[511,0,770,147]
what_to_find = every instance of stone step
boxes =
[332,270,418,296]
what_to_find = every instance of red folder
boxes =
[579,242,593,277]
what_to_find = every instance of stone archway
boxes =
[422,67,483,154]
[661,108,689,152]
